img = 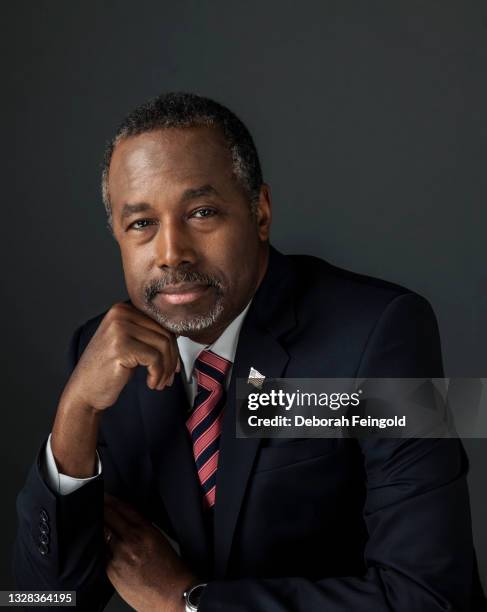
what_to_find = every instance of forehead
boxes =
[108,126,235,203]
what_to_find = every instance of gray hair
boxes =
[101,92,263,228]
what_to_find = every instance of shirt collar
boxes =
[176,300,252,383]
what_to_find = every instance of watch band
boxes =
[184,582,207,612]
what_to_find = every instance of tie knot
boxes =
[194,349,232,387]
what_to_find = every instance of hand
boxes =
[51,302,180,478]
[64,302,181,412]
[104,494,196,612]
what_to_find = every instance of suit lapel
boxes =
[137,369,211,573]
[213,246,298,577]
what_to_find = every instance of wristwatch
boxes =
[184,582,207,611]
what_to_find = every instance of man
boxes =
[13,93,486,611]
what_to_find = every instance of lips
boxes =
[156,283,211,305]
[159,283,208,295]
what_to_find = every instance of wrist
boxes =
[51,389,101,478]
[163,574,199,612]
[59,382,100,416]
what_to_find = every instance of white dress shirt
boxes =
[44,301,252,495]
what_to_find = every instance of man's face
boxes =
[108,127,271,342]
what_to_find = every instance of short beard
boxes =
[142,268,226,334]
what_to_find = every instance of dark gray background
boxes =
[2,0,486,607]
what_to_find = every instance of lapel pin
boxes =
[248,367,265,389]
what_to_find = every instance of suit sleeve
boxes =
[12,325,114,611]
[199,294,479,612]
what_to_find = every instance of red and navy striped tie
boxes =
[186,349,232,509]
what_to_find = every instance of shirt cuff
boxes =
[44,433,102,495]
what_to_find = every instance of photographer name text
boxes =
[248,414,407,429]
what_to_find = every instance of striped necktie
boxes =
[186,349,232,509]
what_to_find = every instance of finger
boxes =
[118,337,165,388]
[103,528,118,565]
[116,303,177,341]
[104,526,114,545]
[127,307,180,383]
[114,304,180,389]
[105,561,115,583]
[155,338,178,390]
[104,503,136,538]
[104,493,147,527]
[123,322,178,388]
[124,319,178,367]
[123,320,178,388]
[105,561,121,587]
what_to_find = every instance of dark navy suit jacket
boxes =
[13,246,486,611]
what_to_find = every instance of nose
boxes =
[154,218,196,269]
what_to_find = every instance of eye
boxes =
[128,219,157,231]
[191,207,217,219]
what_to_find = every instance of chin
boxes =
[146,301,225,335]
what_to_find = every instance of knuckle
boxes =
[107,302,129,320]
[110,339,121,356]
[108,318,125,337]
[106,304,121,318]
[128,550,140,566]
[109,329,125,354]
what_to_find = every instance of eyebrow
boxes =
[120,202,153,221]
[180,184,221,203]
[119,185,221,222]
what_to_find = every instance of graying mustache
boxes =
[144,271,223,301]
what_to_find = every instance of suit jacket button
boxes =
[38,542,49,556]
[39,509,49,522]
[39,533,49,545]
[39,521,50,535]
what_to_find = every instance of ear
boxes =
[255,184,272,242]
